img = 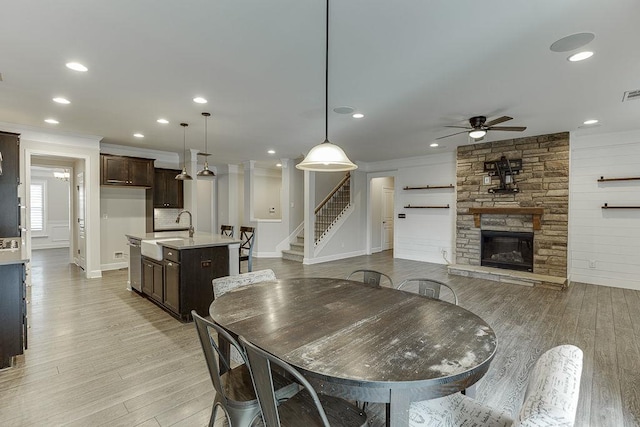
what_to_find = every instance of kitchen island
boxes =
[0,246,29,368]
[126,231,241,321]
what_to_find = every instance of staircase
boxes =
[282,173,351,263]
[282,235,304,262]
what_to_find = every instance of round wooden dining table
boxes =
[209,277,497,426]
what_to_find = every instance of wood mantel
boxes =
[468,207,544,230]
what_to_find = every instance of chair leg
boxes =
[209,402,219,427]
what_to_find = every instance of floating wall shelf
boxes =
[403,184,454,190]
[602,203,640,209]
[597,176,640,182]
[404,204,450,209]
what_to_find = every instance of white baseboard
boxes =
[100,262,128,272]
[32,243,70,250]
[303,249,366,265]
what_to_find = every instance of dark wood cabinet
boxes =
[153,168,184,208]
[0,263,26,369]
[164,260,180,313]
[101,154,154,187]
[0,131,20,237]
[142,257,163,303]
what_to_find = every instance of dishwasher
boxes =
[127,237,142,291]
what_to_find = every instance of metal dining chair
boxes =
[396,278,459,305]
[239,335,367,427]
[192,311,299,427]
[220,224,234,238]
[239,226,255,272]
[346,269,393,288]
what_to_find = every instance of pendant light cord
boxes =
[325,0,329,143]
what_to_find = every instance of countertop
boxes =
[0,248,29,266]
[126,231,241,250]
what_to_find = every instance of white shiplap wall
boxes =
[570,129,640,290]
[394,152,456,264]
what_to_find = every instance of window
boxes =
[30,181,46,233]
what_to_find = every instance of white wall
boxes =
[569,129,640,290]
[100,187,146,270]
[253,168,282,219]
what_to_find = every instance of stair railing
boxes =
[314,173,351,244]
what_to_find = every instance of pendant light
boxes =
[296,0,357,172]
[197,112,215,177]
[175,123,193,180]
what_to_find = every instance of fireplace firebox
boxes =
[481,230,533,272]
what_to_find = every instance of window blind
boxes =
[30,183,44,232]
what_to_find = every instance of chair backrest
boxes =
[239,335,332,427]
[396,278,459,305]
[240,226,255,256]
[346,269,393,288]
[212,269,276,299]
[220,224,234,238]
[515,345,583,427]
[192,310,249,408]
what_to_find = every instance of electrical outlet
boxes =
[483,176,491,185]
[114,251,124,260]
[588,260,596,269]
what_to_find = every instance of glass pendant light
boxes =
[175,123,193,180]
[296,0,357,172]
[197,112,215,177]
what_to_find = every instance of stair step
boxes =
[290,241,304,251]
[282,249,304,263]
[296,235,304,244]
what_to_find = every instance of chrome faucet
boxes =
[176,210,194,238]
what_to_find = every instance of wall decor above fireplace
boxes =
[484,156,522,194]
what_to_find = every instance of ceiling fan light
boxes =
[296,141,358,171]
[469,129,487,139]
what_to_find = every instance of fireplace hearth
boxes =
[481,230,533,272]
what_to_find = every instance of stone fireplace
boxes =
[451,132,569,289]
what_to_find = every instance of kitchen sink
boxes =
[141,238,184,261]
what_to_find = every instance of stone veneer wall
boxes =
[456,132,569,278]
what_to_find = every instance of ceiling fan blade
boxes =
[443,125,471,129]
[436,130,469,140]
[488,126,527,132]
[484,116,513,127]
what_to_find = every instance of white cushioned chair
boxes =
[409,345,583,427]
[212,268,277,299]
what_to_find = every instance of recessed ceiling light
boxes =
[352,113,364,119]
[44,118,59,124]
[276,163,282,168]
[568,51,594,62]
[52,97,70,104]
[333,106,354,114]
[133,133,144,138]
[550,33,595,52]
[65,62,88,72]
[267,150,276,154]
[430,143,438,147]
[157,118,169,124]
[193,97,207,104]
[583,119,598,125]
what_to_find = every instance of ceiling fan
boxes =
[437,116,527,141]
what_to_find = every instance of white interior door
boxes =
[382,186,394,250]
[75,171,86,270]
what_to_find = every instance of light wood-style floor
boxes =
[1,248,639,426]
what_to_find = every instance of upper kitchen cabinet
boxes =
[153,168,183,208]
[0,131,20,237]
[101,154,154,187]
